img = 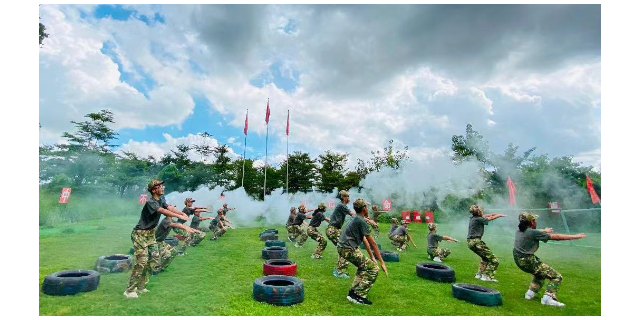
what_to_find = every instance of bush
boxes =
[376,212,401,223]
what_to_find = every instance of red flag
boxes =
[265,99,270,124]
[286,110,290,136]
[507,176,516,205]
[243,110,248,135]
[586,174,601,204]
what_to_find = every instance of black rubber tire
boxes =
[42,270,100,296]
[452,283,503,306]
[264,228,279,234]
[253,275,304,306]
[379,250,400,262]
[265,240,286,247]
[95,254,133,273]
[262,246,288,260]
[260,233,278,241]
[416,262,456,283]
[165,237,179,247]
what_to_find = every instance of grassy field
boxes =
[39,216,600,316]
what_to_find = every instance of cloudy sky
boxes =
[38,4,601,169]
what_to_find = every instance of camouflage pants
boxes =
[338,247,379,298]
[467,238,499,277]
[291,225,308,246]
[126,229,161,293]
[389,234,408,250]
[189,231,205,246]
[286,225,295,238]
[158,242,177,271]
[327,226,350,274]
[173,227,190,251]
[214,226,226,238]
[514,251,563,300]
[307,226,327,257]
[427,247,451,259]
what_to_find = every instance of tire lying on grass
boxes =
[42,270,100,296]
[416,262,456,283]
[262,246,288,260]
[265,240,286,247]
[253,275,304,306]
[260,233,278,241]
[264,228,279,234]
[95,254,133,273]
[379,250,400,262]
[452,283,502,306]
[263,259,297,276]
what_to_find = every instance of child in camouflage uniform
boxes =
[155,215,202,271]
[368,205,387,238]
[189,208,213,242]
[285,207,296,241]
[427,222,458,262]
[221,203,236,229]
[307,203,331,259]
[209,209,227,240]
[175,198,209,251]
[466,204,507,282]
[514,212,586,307]
[290,204,313,247]
[389,220,417,251]
[338,198,388,305]
[124,179,190,299]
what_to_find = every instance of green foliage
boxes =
[356,140,409,179]
[39,22,49,46]
[282,151,317,193]
[316,150,348,193]
[451,124,491,164]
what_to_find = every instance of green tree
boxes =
[211,144,233,189]
[104,152,151,197]
[283,151,317,193]
[451,124,491,164]
[61,109,118,153]
[230,158,262,199]
[316,150,348,193]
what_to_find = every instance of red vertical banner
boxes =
[244,110,249,135]
[265,98,270,124]
[507,176,517,205]
[586,174,601,204]
[59,188,72,204]
[138,194,147,204]
[286,110,290,136]
[328,200,335,208]
[382,199,392,211]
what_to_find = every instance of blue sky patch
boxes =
[250,61,300,93]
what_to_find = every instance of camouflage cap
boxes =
[401,220,409,225]
[184,197,195,205]
[318,202,327,210]
[298,204,306,211]
[147,179,165,192]
[372,204,379,211]
[338,190,349,199]
[519,212,539,222]
[469,204,483,216]
[391,217,398,223]
[428,222,437,231]
[217,208,224,214]
[353,198,370,210]
[290,207,296,212]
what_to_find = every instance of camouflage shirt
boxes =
[514,228,551,255]
[134,195,168,230]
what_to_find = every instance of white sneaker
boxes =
[137,288,149,294]
[480,275,498,282]
[541,294,565,307]
[525,289,536,300]
[433,257,442,262]
[295,243,302,248]
[396,248,404,252]
[474,273,482,279]
[123,291,138,298]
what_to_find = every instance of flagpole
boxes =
[264,99,269,200]
[242,109,248,188]
[286,109,289,194]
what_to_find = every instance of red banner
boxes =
[586,174,601,204]
[138,194,147,204]
[328,200,335,208]
[286,110,290,136]
[244,110,248,135]
[507,176,517,205]
[265,99,270,124]
[382,199,392,211]
[59,188,72,204]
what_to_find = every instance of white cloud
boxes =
[119,133,240,163]
[39,4,600,172]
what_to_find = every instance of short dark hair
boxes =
[354,206,364,214]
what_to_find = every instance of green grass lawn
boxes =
[39,216,600,316]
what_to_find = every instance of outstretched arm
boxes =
[443,235,458,242]
[158,207,189,220]
[485,213,507,221]
[550,232,586,241]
